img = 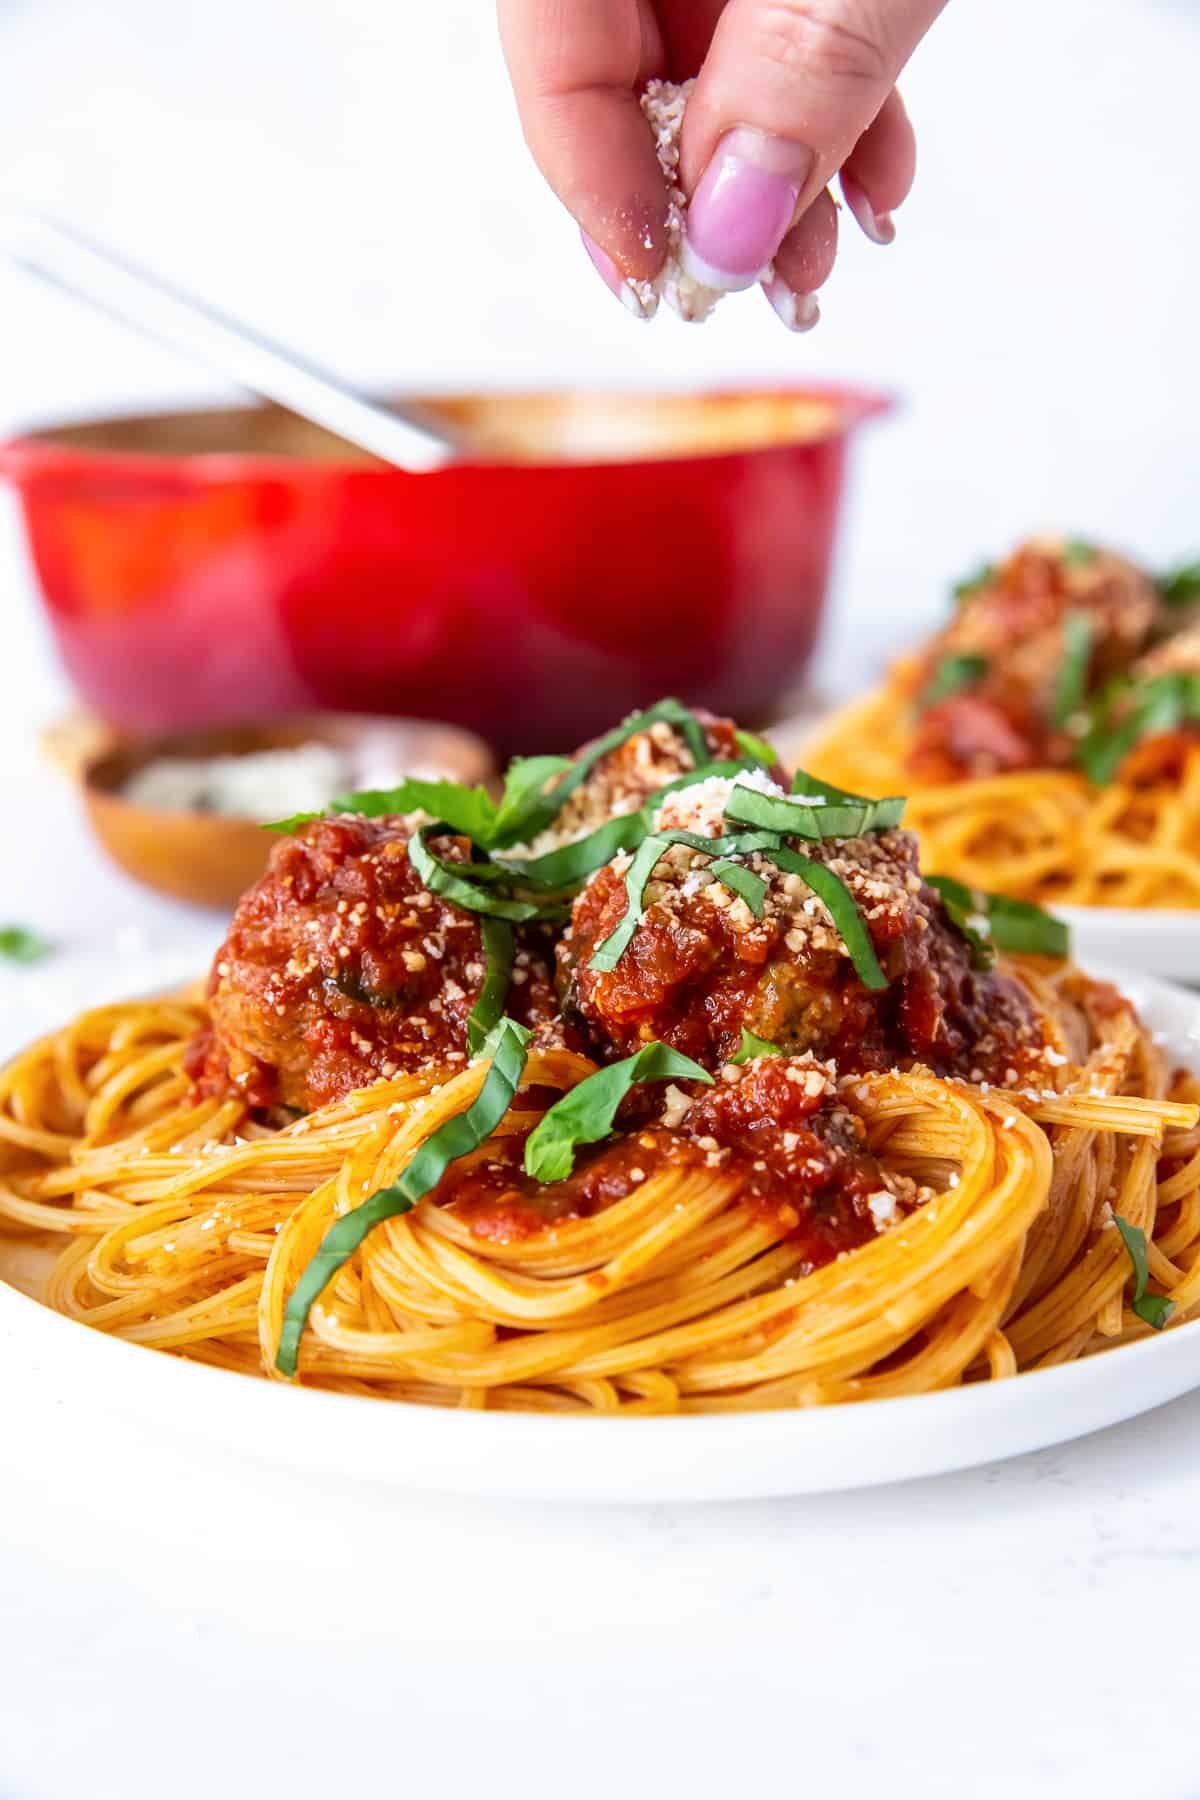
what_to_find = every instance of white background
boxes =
[1,2,1199,1795]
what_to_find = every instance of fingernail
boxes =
[762,275,820,334]
[840,171,895,247]
[680,129,814,292]
[580,229,657,319]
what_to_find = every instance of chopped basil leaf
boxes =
[983,894,1069,959]
[587,834,669,973]
[263,812,322,835]
[1113,1213,1175,1332]
[276,1016,531,1375]
[408,828,541,922]
[523,1042,713,1183]
[790,769,907,830]
[496,812,647,889]
[510,698,710,847]
[0,925,51,963]
[488,755,573,848]
[952,562,996,603]
[920,652,989,710]
[1158,562,1200,610]
[925,874,995,970]
[770,848,889,991]
[333,778,499,843]
[466,919,514,1055]
[708,859,768,919]
[725,784,901,841]
[733,728,778,768]
[730,1028,783,1065]
[1075,672,1200,785]
[1051,611,1093,729]
[1062,538,1097,566]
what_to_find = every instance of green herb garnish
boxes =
[0,926,51,963]
[708,859,768,918]
[1113,1213,1175,1332]
[729,1028,783,1065]
[523,1042,712,1183]
[407,828,543,922]
[263,812,322,835]
[332,777,498,842]
[733,728,778,769]
[920,652,989,710]
[770,847,888,990]
[276,1016,531,1377]
[587,835,670,974]
[1075,672,1200,785]
[724,784,904,841]
[465,919,514,1056]
[1062,539,1097,566]
[1051,611,1093,729]
[928,876,1067,962]
[489,755,574,847]
[925,875,995,969]
[1158,562,1200,610]
[952,563,996,604]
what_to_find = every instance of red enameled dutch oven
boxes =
[0,386,888,756]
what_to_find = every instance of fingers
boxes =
[840,89,916,244]
[677,0,945,291]
[497,0,668,283]
[763,186,838,332]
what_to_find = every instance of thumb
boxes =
[678,0,945,291]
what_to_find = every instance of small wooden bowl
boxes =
[47,713,496,911]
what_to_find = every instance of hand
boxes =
[498,0,947,327]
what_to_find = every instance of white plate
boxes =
[1059,907,1198,985]
[3,953,1200,1503]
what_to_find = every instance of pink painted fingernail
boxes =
[762,275,820,334]
[580,228,657,320]
[680,130,814,292]
[841,171,895,246]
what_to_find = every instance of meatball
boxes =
[558,775,1039,1080]
[191,814,558,1112]
[910,537,1161,777]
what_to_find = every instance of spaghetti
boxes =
[2,698,1198,1413]
[806,537,1200,908]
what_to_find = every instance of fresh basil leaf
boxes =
[952,562,996,603]
[587,834,669,973]
[276,1016,531,1376]
[925,874,995,970]
[725,785,896,840]
[466,919,515,1056]
[263,812,322,835]
[1051,611,1093,729]
[708,859,768,919]
[1113,1213,1175,1333]
[1062,538,1097,566]
[790,768,906,830]
[497,812,647,889]
[920,653,989,710]
[333,779,498,843]
[488,755,573,848]
[408,829,541,922]
[770,848,889,991]
[733,728,778,768]
[729,1027,782,1065]
[523,1041,712,1182]
[985,894,1069,959]
[1159,562,1200,610]
[1075,672,1200,785]
[0,925,51,963]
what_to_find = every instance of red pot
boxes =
[1,386,888,756]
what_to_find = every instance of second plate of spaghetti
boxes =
[3,698,1200,1498]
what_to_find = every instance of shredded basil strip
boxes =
[1159,561,1200,610]
[1051,611,1093,729]
[508,698,710,845]
[525,1044,712,1180]
[952,562,995,603]
[985,896,1068,957]
[730,1027,783,1065]
[708,859,768,918]
[725,784,901,841]
[587,835,670,973]
[408,828,541,922]
[466,919,515,1055]
[488,755,574,847]
[920,652,989,710]
[263,811,322,835]
[524,1042,713,1183]
[1076,672,1200,785]
[0,925,51,963]
[925,875,995,970]
[733,727,778,768]
[1062,538,1097,566]
[331,778,499,843]
[276,1017,532,1376]
[1113,1213,1175,1332]
[770,847,888,991]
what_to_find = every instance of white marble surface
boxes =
[2,0,1200,1794]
